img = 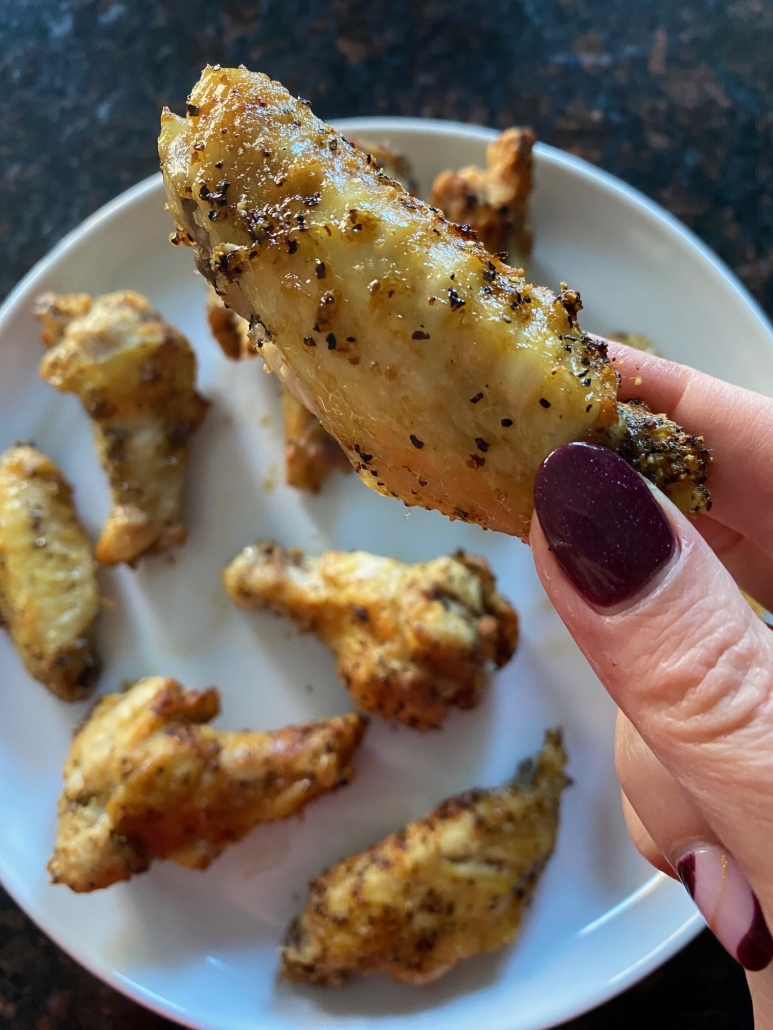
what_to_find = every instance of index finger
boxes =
[606,341,773,560]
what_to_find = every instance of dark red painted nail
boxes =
[676,843,773,972]
[533,442,676,607]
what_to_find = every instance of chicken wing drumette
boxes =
[206,286,350,491]
[0,444,99,700]
[223,541,518,730]
[430,126,535,266]
[282,729,568,985]
[159,68,710,537]
[35,291,209,565]
[48,676,367,892]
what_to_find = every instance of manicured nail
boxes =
[533,442,676,607]
[676,843,773,972]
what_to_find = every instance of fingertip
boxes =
[620,790,676,878]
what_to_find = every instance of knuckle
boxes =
[646,608,773,747]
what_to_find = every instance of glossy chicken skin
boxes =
[223,541,518,730]
[282,729,568,985]
[430,126,535,265]
[36,291,209,565]
[48,676,367,892]
[0,444,99,700]
[206,286,349,490]
[159,67,710,536]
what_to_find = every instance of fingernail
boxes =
[533,442,676,607]
[675,843,773,972]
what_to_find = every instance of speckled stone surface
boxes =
[1,0,769,1025]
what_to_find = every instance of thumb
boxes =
[530,443,773,905]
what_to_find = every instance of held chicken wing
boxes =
[206,286,350,491]
[223,541,518,730]
[282,729,568,986]
[159,68,710,538]
[35,291,210,565]
[48,676,367,892]
[0,444,100,700]
[430,126,535,265]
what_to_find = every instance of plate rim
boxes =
[3,114,749,1029]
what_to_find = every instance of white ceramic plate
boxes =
[1,118,771,1030]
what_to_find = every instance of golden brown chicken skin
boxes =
[48,676,367,892]
[159,67,710,536]
[35,291,209,566]
[206,286,350,491]
[223,541,518,730]
[430,126,535,264]
[282,729,567,986]
[0,444,100,700]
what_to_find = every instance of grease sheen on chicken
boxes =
[159,67,710,538]
[223,541,518,730]
[0,444,99,700]
[36,291,209,565]
[48,676,367,892]
[282,729,568,985]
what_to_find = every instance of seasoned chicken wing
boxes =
[282,729,567,985]
[223,541,518,730]
[48,676,367,892]
[206,283,255,360]
[0,444,99,700]
[35,291,209,565]
[206,286,350,491]
[430,126,534,265]
[159,67,710,537]
[281,387,353,491]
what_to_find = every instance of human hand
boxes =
[529,342,773,1022]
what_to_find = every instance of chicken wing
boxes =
[35,291,210,566]
[281,387,353,491]
[206,286,350,491]
[223,541,518,730]
[48,676,367,892]
[0,444,99,700]
[430,126,534,265]
[282,729,567,985]
[206,283,255,360]
[159,67,710,538]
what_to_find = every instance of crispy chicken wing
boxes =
[35,291,209,566]
[206,286,350,491]
[159,68,710,537]
[0,444,99,700]
[48,676,367,892]
[223,541,518,730]
[282,729,567,985]
[430,126,534,264]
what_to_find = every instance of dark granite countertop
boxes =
[1,0,771,1025]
